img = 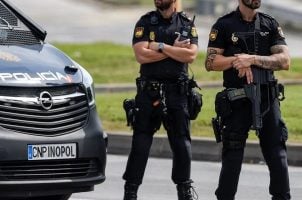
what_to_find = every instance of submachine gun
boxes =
[230,17,285,134]
[242,64,284,132]
[244,64,271,133]
[229,35,270,134]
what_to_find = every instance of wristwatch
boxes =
[158,42,164,52]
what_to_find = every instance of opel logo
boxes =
[39,91,53,110]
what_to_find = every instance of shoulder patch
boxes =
[134,27,144,38]
[209,29,218,41]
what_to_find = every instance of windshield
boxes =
[0,1,41,45]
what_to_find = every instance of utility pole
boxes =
[176,0,182,11]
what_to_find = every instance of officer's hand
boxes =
[233,54,255,70]
[174,33,191,48]
[149,41,159,51]
[238,67,253,84]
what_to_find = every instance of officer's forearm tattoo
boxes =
[256,45,289,70]
[205,48,218,71]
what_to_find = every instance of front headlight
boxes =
[74,62,95,106]
[85,81,95,107]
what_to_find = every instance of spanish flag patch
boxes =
[135,27,144,38]
[209,29,218,41]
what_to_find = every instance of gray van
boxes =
[0,0,107,199]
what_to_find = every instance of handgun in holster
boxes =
[123,99,136,127]
[277,83,285,101]
[212,117,222,143]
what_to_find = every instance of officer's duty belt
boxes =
[226,83,284,101]
[136,78,187,94]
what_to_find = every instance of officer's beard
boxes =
[242,0,261,10]
[155,0,175,11]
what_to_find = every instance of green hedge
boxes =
[96,85,302,142]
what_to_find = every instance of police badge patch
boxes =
[135,27,144,38]
[231,33,238,43]
[149,31,155,41]
[209,29,218,41]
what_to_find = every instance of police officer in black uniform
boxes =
[205,0,291,200]
[122,0,199,200]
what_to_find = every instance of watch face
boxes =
[158,43,164,52]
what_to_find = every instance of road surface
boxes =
[70,154,302,200]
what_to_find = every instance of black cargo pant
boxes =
[215,96,290,200]
[123,84,192,185]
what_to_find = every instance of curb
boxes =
[107,132,302,166]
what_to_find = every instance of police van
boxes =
[0,0,107,199]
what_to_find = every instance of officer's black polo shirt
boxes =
[133,10,198,80]
[207,8,287,88]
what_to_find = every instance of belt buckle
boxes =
[148,81,160,91]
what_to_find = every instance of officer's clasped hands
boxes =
[174,33,191,48]
[148,41,160,51]
[232,54,255,84]
[233,53,255,69]
[148,36,191,52]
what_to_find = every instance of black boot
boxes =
[123,182,139,200]
[177,181,198,200]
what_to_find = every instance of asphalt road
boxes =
[9,0,302,58]
[70,154,302,200]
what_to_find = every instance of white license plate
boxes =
[28,143,77,160]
